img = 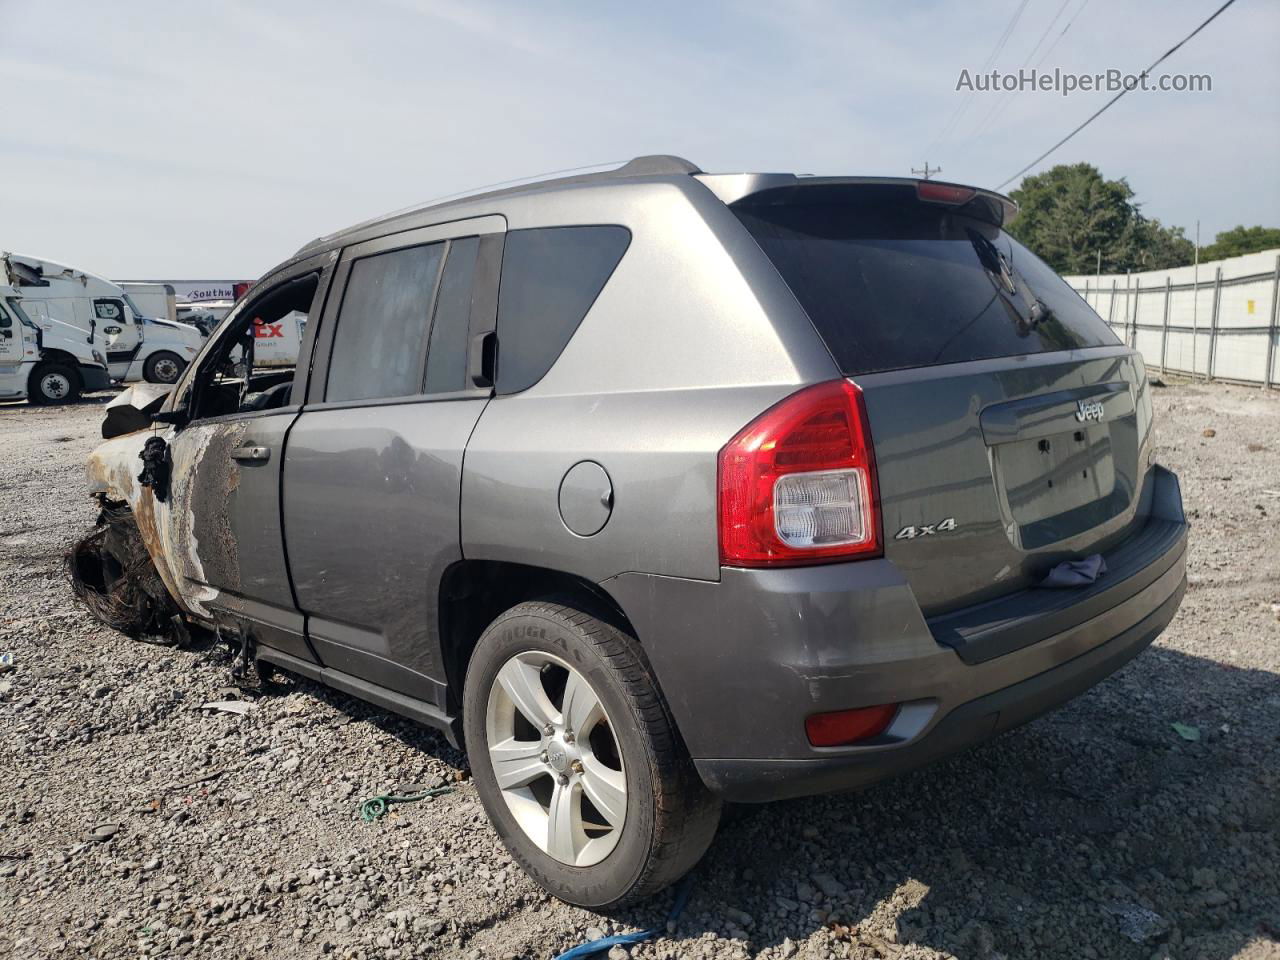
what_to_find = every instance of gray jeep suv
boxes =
[78,155,1188,908]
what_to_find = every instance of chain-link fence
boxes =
[1064,249,1280,388]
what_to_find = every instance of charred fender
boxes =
[85,429,189,614]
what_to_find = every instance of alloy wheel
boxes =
[484,650,627,867]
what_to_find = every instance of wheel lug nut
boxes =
[570,759,583,774]
[539,751,549,764]
[543,724,554,736]
[563,731,575,744]
[558,773,569,786]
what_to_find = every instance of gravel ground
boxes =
[1,381,1278,960]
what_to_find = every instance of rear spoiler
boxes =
[696,174,1018,228]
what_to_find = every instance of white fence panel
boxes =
[1066,249,1280,387]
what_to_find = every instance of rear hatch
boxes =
[730,180,1155,617]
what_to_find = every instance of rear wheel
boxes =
[144,350,185,384]
[463,600,720,908]
[28,361,82,405]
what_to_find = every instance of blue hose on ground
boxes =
[553,875,695,960]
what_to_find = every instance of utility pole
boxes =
[1192,220,1201,380]
[912,162,942,180]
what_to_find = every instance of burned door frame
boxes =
[283,215,504,711]
[158,252,337,661]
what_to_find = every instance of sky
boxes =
[2,0,1277,279]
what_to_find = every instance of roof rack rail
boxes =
[296,156,702,257]
[609,155,702,176]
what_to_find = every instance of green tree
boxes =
[1201,225,1280,261]
[1007,163,1194,273]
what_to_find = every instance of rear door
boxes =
[283,216,503,708]
[732,183,1155,616]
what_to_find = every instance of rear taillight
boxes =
[718,379,880,567]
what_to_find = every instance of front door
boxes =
[283,217,503,708]
[160,260,331,662]
[0,299,26,366]
[95,297,140,374]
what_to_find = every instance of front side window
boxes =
[93,298,125,323]
[187,272,318,420]
[123,293,148,319]
[5,297,33,325]
[326,243,445,403]
[495,226,630,394]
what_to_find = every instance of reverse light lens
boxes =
[805,704,899,747]
[773,469,868,548]
[718,379,881,566]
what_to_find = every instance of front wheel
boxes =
[28,361,82,405]
[463,600,720,908]
[144,350,185,384]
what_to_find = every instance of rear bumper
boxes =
[603,465,1187,803]
[694,576,1183,801]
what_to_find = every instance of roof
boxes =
[289,154,1018,264]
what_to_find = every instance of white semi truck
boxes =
[0,283,112,404]
[2,253,204,386]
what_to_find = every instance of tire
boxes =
[463,599,720,908]
[65,503,178,638]
[28,361,82,405]
[144,350,185,384]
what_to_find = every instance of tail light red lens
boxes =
[718,379,881,567]
[916,181,977,205]
[805,703,898,747]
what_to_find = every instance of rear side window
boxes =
[495,226,630,394]
[326,243,444,402]
[424,237,479,394]
[733,186,1118,375]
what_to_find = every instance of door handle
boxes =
[231,445,270,462]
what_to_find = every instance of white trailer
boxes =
[248,309,305,367]
[2,253,205,385]
[0,283,112,404]
[120,282,178,324]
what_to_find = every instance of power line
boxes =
[1022,0,1075,72]
[970,0,1077,140]
[970,0,1090,140]
[1032,0,1091,70]
[995,0,1238,191]
[980,0,1035,73]
[931,0,1035,150]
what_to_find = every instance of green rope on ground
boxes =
[358,787,453,822]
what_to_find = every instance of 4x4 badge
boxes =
[894,517,958,540]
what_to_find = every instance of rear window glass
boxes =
[495,226,630,394]
[327,242,444,402]
[424,236,479,394]
[733,186,1118,375]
